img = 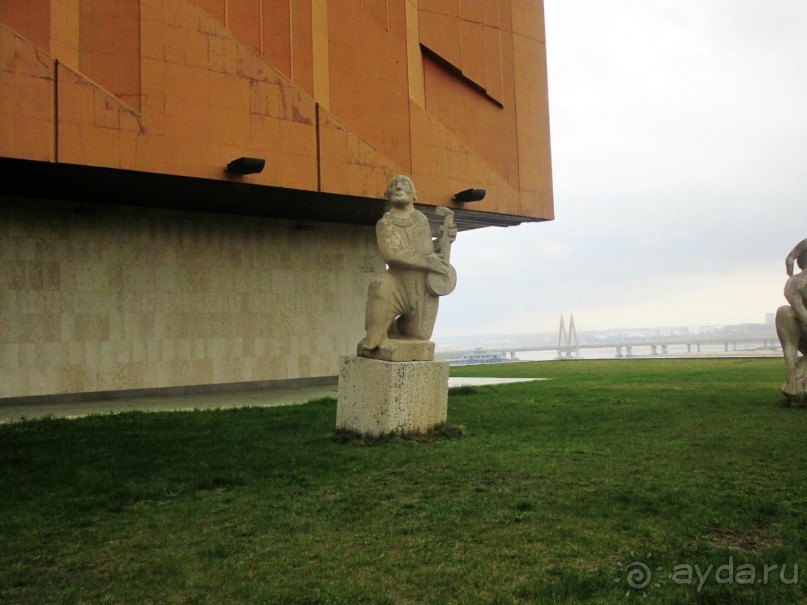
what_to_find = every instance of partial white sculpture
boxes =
[776,238,807,403]
[358,175,457,362]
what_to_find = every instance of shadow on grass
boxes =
[333,423,465,446]
[448,385,481,396]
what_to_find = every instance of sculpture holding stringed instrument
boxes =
[357,175,457,362]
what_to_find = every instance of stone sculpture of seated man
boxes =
[357,175,456,362]
[776,238,807,403]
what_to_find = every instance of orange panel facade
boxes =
[0,0,552,223]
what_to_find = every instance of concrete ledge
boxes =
[0,376,338,407]
[336,356,448,436]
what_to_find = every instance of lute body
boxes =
[426,207,457,297]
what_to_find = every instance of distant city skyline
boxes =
[434,0,807,338]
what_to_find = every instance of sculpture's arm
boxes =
[377,222,448,275]
[784,275,807,326]
[785,238,807,277]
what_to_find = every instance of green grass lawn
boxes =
[1,358,806,604]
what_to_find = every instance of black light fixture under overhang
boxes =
[225,157,265,174]
[452,188,486,203]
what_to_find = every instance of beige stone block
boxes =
[4,260,26,290]
[67,341,84,365]
[146,339,162,362]
[132,339,147,363]
[358,339,436,362]
[188,338,204,360]
[0,368,28,397]
[173,338,190,361]
[63,363,91,393]
[12,239,37,261]
[285,355,300,379]
[19,343,36,368]
[161,339,177,361]
[115,341,132,364]
[100,342,115,368]
[1,345,19,369]
[336,356,448,436]
[42,342,67,366]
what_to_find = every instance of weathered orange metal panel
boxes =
[0,0,553,221]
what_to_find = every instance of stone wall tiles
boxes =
[0,198,380,398]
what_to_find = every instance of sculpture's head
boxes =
[385,175,417,206]
[799,249,807,271]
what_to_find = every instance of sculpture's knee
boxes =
[367,274,390,300]
[405,297,439,341]
[777,305,803,359]
[776,305,800,339]
[777,305,796,325]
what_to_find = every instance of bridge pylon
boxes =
[557,314,580,359]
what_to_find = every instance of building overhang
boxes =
[0,158,543,232]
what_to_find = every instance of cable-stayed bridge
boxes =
[438,325,779,362]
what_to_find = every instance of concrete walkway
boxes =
[0,377,545,423]
[0,384,340,424]
[447,377,547,387]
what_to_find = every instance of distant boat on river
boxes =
[454,348,511,365]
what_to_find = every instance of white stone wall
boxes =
[0,198,382,398]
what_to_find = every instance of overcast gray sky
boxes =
[435,0,807,338]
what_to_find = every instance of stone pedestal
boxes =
[336,356,448,436]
